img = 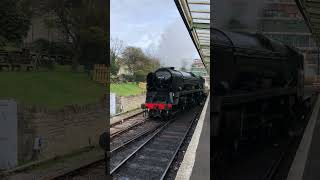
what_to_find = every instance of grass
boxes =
[110,82,145,96]
[0,68,105,109]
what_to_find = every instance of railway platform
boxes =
[175,94,210,180]
[287,94,320,180]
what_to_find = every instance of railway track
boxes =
[111,112,147,138]
[262,138,295,180]
[262,96,315,180]
[52,111,150,180]
[111,108,200,180]
[52,107,202,180]
[214,95,315,180]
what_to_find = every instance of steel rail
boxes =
[110,111,143,127]
[263,96,314,180]
[110,118,148,139]
[110,121,166,154]
[160,116,198,180]
[110,119,174,175]
[262,138,295,180]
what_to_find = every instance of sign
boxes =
[110,93,116,116]
[0,100,17,170]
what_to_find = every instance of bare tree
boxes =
[110,37,125,75]
[145,44,157,58]
[145,44,161,71]
[110,37,125,58]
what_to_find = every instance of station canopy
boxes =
[175,0,210,74]
[295,0,320,46]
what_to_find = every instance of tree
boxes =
[110,38,124,75]
[122,46,160,81]
[122,46,145,74]
[0,0,31,46]
[45,0,108,70]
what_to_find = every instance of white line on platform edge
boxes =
[287,95,320,180]
[175,94,210,180]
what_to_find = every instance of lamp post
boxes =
[318,47,320,75]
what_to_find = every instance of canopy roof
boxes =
[174,0,210,73]
[295,0,320,46]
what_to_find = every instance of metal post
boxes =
[318,47,320,75]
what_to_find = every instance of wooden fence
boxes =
[92,64,108,84]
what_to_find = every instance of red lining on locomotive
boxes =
[145,103,172,110]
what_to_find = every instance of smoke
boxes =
[214,0,265,32]
[154,19,199,69]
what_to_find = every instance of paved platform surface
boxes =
[1,147,104,180]
[175,96,210,180]
[302,93,320,180]
[190,100,210,180]
[287,94,320,180]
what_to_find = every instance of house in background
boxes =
[116,57,133,76]
[191,59,210,88]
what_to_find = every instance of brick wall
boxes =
[17,97,107,163]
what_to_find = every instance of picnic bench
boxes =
[0,49,72,71]
[0,52,10,71]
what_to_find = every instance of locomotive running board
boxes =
[217,87,297,106]
[179,89,204,96]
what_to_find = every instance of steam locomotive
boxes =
[212,28,305,151]
[142,67,206,119]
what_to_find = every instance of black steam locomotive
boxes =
[212,28,305,151]
[142,67,206,119]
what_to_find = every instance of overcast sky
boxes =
[111,0,199,69]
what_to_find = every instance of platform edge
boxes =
[175,94,210,180]
[287,94,320,180]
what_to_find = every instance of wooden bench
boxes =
[8,51,36,71]
[38,54,55,70]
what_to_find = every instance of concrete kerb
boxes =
[175,94,210,180]
[0,146,97,177]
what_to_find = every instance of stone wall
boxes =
[118,94,146,113]
[17,97,107,163]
